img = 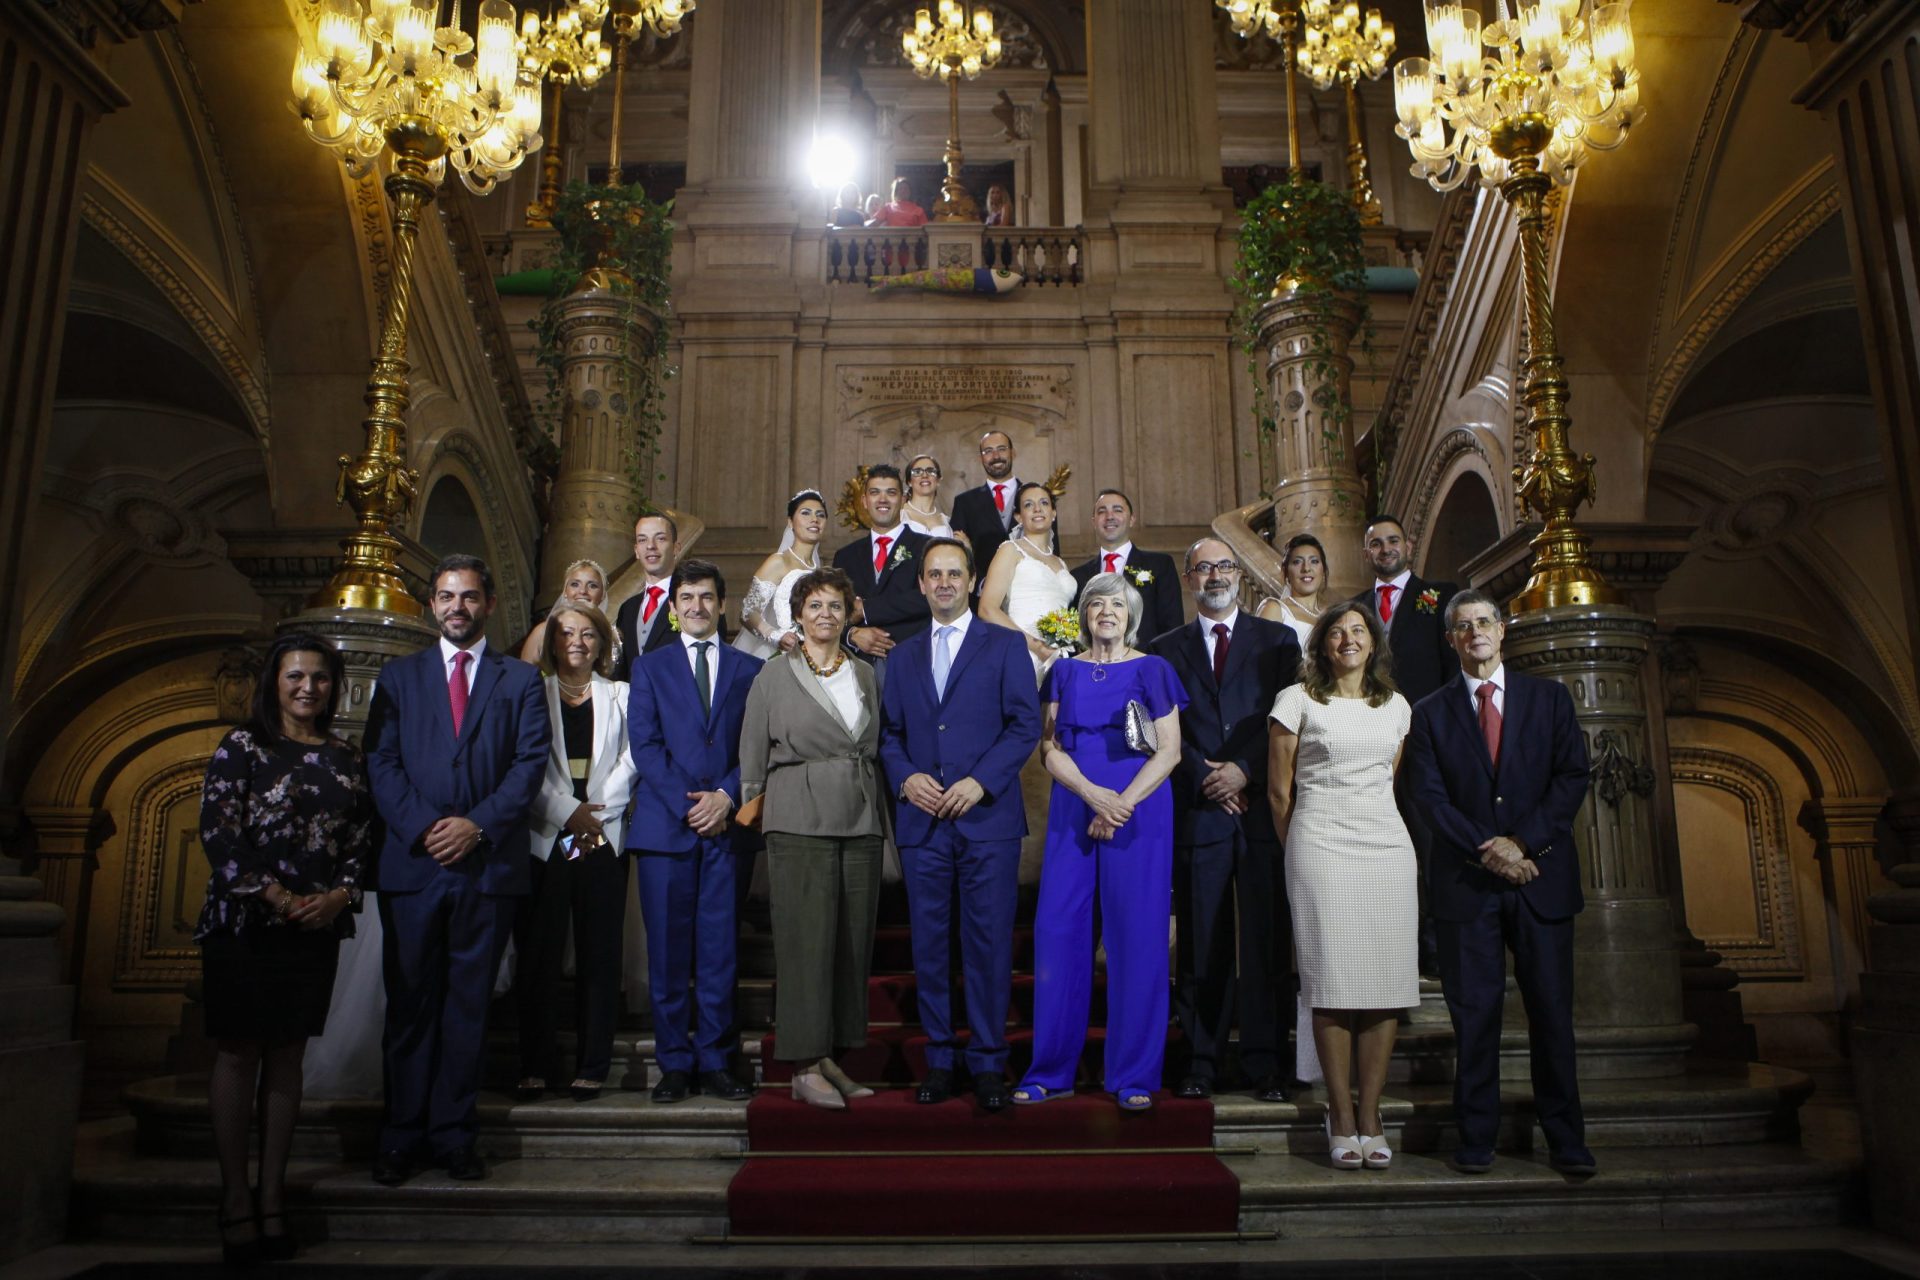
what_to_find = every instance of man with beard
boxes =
[950,430,1023,574]
[1149,537,1301,1101]
[1071,488,1184,643]
[365,555,549,1185]
[1354,514,1458,974]
[615,513,682,681]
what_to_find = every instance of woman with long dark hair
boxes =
[195,633,371,1262]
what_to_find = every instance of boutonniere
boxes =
[889,542,914,569]
[1416,588,1440,614]
[667,610,682,633]
[1125,566,1155,587]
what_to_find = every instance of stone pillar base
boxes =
[0,874,81,1263]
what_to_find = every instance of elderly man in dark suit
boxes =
[949,430,1021,573]
[831,464,931,690]
[1072,487,1184,644]
[1149,536,1301,1101]
[614,512,682,681]
[1404,588,1596,1177]
[364,554,549,1186]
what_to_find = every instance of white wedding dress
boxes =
[902,505,954,538]
[1002,538,1077,681]
[302,895,385,1097]
[735,566,812,659]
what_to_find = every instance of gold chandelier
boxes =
[290,0,544,615]
[903,1,1002,221]
[1392,0,1643,612]
[1298,1,1395,224]
[519,1,614,225]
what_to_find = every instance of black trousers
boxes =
[1173,828,1291,1081]
[511,843,631,1083]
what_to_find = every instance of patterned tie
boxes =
[932,625,955,700]
[874,535,893,576]
[993,483,1007,513]
[1377,582,1395,623]
[1211,623,1230,686]
[642,585,663,624]
[694,641,713,718]
[1477,681,1503,768]
[1103,552,1119,575]
[448,650,471,736]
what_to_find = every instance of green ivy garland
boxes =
[530,180,676,513]
[1228,174,1371,499]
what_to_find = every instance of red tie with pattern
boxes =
[1477,681,1502,767]
[1103,552,1119,574]
[874,535,893,575]
[1377,582,1395,623]
[1212,623,1230,685]
[993,483,1007,513]
[642,585,663,623]
[449,650,470,737]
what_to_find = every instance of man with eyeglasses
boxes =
[949,430,1023,580]
[1403,588,1596,1178]
[1148,537,1302,1102]
[1070,488,1185,644]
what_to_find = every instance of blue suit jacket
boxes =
[625,638,763,854]
[879,618,1041,846]
[365,642,551,896]
[1148,614,1301,846]
[1404,670,1591,923]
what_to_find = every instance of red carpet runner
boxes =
[728,926,1239,1239]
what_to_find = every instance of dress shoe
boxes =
[570,1080,603,1103]
[652,1069,693,1103]
[256,1210,296,1262]
[699,1068,752,1101]
[1549,1149,1598,1177]
[1251,1075,1290,1103]
[512,1079,547,1103]
[442,1146,488,1181]
[370,1149,414,1187]
[915,1068,954,1105]
[1173,1074,1213,1100]
[1447,1150,1495,1174]
[791,1070,846,1110]
[974,1071,1009,1112]
[819,1059,874,1100]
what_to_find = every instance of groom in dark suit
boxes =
[1151,537,1301,1101]
[613,512,681,681]
[1404,588,1595,1177]
[832,464,931,689]
[1071,488,1184,644]
[365,554,549,1185]
[879,537,1041,1111]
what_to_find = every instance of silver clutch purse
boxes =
[1124,698,1157,754]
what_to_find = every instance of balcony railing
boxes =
[824,226,1085,287]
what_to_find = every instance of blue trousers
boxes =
[900,826,1020,1074]
[1435,890,1588,1160]
[635,839,745,1074]
[378,874,514,1156]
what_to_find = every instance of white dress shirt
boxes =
[439,636,486,692]
[987,476,1022,527]
[816,659,865,733]
[1096,540,1134,576]
[929,609,976,666]
[1464,662,1506,718]
[1372,569,1413,618]
[1200,608,1240,668]
[679,628,722,681]
[868,522,906,569]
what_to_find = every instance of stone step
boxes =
[73,1117,1854,1244]
[120,1062,1813,1164]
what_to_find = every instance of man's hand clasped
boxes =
[1479,834,1539,885]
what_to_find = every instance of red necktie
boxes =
[1103,552,1119,574]
[993,483,1007,513]
[874,535,893,575]
[1377,582,1395,623]
[1211,623,1230,685]
[1477,681,1503,767]
[448,650,470,737]
[642,585,663,623]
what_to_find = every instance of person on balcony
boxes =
[984,183,1014,227]
[829,182,866,228]
[866,176,928,227]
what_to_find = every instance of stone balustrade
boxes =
[824,226,1085,286]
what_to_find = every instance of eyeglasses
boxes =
[1449,616,1501,635]
[1187,560,1240,576]
[907,466,940,478]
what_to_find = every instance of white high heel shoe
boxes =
[1325,1116,1363,1169]
[1360,1133,1394,1170]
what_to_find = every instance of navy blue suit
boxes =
[1405,669,1592,1164]
[626,637,762,1073]
[365,640,549,1157]
[1149,613,1301,1082]
[879,617,1041,1075]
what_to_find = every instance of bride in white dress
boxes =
[979,481,1077,680]
[901,453,955,538]
[1254,532,1330,651]
[736,490,830,658]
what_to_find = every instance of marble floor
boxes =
[6,1227,1920,1280]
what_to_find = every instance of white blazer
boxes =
[529,673,639,858]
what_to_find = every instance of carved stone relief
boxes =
[834,362,1075,493]
[1670,745,1806,977]
[113,757,211,991]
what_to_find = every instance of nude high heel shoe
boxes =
[791,1069,847,1110]
[818,1059,874,1099]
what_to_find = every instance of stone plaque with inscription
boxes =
[836,364,1075,422]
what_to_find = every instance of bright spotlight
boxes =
[807,132,859,192]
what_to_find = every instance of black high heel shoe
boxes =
[217,1200,260,1266]
[257,1208,296,1262]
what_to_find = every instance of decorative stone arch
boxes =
[1401,426,1500,555]
[413,429,535,636]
